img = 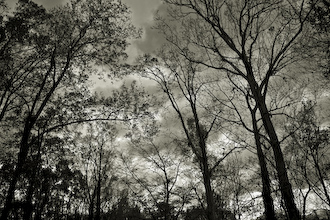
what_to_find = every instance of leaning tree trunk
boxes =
[194,110,216,220]
[1,49,62,220]
[251,84,300,220]
[251,109,277,220]
[258,103,300,220]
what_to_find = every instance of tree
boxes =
[309,0,330,34]
[246,89,277,220]
[69,122,118,220]
[139,48,240,220]
[123,120,192,220]
[286,101,330,210]
[294,0,330,80]
[205,70,277,219]
[0,0,139,219]
[108,190,145,220]
[156,0,320,218]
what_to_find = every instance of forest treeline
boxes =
[0,0,329,220]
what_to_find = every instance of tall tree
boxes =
[70,122,118,220]
[249,97,276,220]
[205,70,278,219]
[123,121,192,220]
[157,0,319,218]
[0,0,138,219]
[140,51,239,220]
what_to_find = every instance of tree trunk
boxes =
[23,182,35,220]
[95,175,101,220]
[199,142,216,220]
[165,179,170,220]
[88,199,94,220]
[23,137,42,220]
[255,94,300,220]
[95,143,103,220]
[251,110,277,220]
[302,187,311,220]
[35,187,50,220]
[1,117,34,220]
[203,169,216,220]
[245,73,300,219]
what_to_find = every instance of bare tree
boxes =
[122,120,193,220]
[70,122,118,220]
[155,0,318,218]
[204,74,277,219]
[139,50,240,220]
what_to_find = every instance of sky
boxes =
[122,0,165,56]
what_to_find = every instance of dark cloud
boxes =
[5,0,68,10]
[33,0,68,8]
[122,0,162,27]
[135,26,166,54]
[125,25,167,63]
[123,0,168,58]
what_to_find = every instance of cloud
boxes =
[123,0,168,59]
[135,26,166,54]
[33,0,68,8]
[122,0,162,27]
[5,0,68,10]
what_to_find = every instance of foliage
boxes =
[285,101,330,213]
